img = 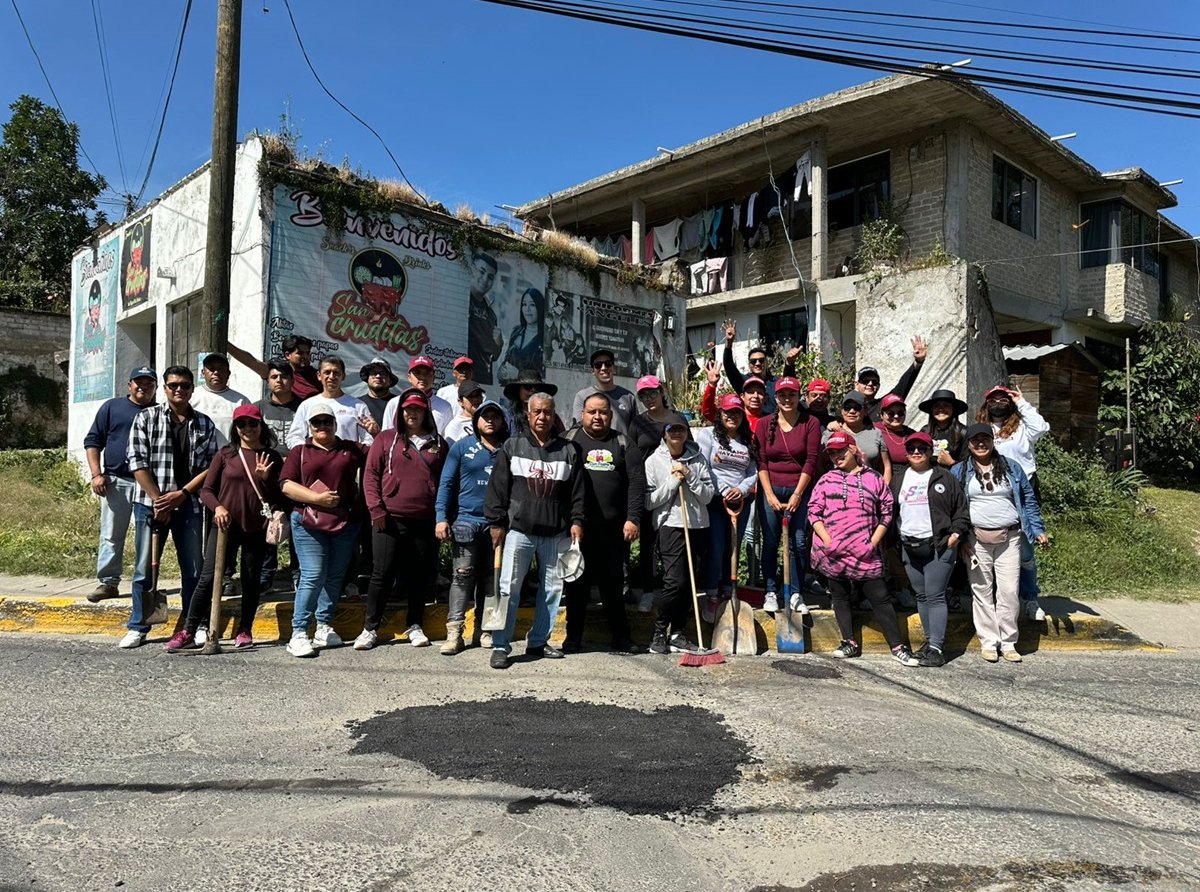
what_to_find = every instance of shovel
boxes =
[482,542,507,632]
[712,505,758,655]
[776,514,807,654]
[200,526,227,655]
[141,525,170,627]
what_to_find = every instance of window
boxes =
[758,307,808,353]
[827,152,890,231]
[1079,199,1167,279]
[169,293,204,372]
[992,156,1038,237]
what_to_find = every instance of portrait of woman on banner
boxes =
[498,287,545,384]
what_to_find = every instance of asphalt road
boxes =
[1,634,1198,891]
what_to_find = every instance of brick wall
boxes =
[0,308,69,447]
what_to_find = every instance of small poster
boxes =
[580,295,661,379]
[73,235,120,401]
[120,216,152,309]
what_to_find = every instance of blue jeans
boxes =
[758,485,809,596]
[130,500,203,632]
[290,512,360,634]
[901,545,957,650]
[706,498,749,595]
[97,476,137,586]
[491,530,569,654]
[1018,534,1040,601]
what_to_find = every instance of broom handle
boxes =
[679,484,706,650]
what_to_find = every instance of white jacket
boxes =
[644,440,715,530]
[993,397,1049,476]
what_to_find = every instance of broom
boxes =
[678,484,725,667]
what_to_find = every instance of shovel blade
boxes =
[775,604,808,654]
[142,590,169,627]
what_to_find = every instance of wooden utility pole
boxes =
[200,0,243,356]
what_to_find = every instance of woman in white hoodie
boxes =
[644,421,715,656]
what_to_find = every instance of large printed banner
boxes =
[267,187,550,392]
[73,235,120,402]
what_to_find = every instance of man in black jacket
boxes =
[856,335,928,422]
[485,391,586,669]
[563,392,645,653]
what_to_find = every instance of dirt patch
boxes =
[747,763,859,791]
[751,859,1166,892]
[771,660,843,680]
[348,696,751,816]
[507,795,582,814]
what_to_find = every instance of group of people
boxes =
[83,322,1049,667]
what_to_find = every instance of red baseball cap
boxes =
[636,375,662,392]
[881,393,907,410]
[774,376,801,393]
[826,431,855,451]
[402,392,428,409]
[453,356,473,369]
[232,404,263,423]
[904,431,934,448]
[807,378,831,394]
[984,384,1011,400]
[742,376,767,391]
[719,394,744,412]
[409,356,435,371]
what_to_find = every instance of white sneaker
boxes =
[353,629,378,651]
[789,593,810,615]
[194,624,209,646]
[118,629,147,649]
[763,592,779,613]
[286,632,316,658]
[480,631,493,649]
[1025,599,1046,621]
[638,590,656,613]
[314,623,342,648]
[406,624,430,647]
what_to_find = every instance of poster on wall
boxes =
[120,216,152,309]
[266,186,549,394]
[72,235,120,402]
[544,288,587,370]
[580,295,661,379]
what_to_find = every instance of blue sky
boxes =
[3,0,1199,235]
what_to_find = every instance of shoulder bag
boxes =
[238,448,290,544]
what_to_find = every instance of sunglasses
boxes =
[164,382,192,391]
[309,418,336,428]
[858,378,880,387]
[883,408,906,417]
[234,419,260,428]
[748,357,767,365]
[637,390,659,401]
[905,444,931,454]
[592,360,614,370]
[841,403,863,412]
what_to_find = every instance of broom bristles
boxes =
[679,648,726,667]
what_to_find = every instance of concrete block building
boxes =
[515,73,1199,427]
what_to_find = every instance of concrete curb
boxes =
[0,589,1163,654]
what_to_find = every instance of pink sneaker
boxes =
[164,630,196,653]
[234,630,253,648]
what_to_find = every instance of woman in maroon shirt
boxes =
[753,376,821,614]
[165,404,284,652]
[353,388,447,652]
[279,399,367,658]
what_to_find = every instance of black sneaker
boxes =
[668,632,697,654]
[831,640,861,659]
[561,639,583,654]
[891,644,921,667]
[648,632,670,655]
[527,643,564,660]
[489,649,510,670]
[912,641,930,660]
[918,646,945,667]
[611,638,642,654]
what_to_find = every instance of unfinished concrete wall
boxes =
[0,309,69,447]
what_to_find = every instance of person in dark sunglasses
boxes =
[570,348,636,434]
[890,431,970,667]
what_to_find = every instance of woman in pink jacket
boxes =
[808,431,919,666]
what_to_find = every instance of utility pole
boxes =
[200,0,243,357]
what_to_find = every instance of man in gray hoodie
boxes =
[644,420,715,654]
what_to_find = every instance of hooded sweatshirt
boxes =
[485,426,586,537]
[807,465,894,581]
[436,400,507,527]
[363,388,447,523]
[644,439,715,530]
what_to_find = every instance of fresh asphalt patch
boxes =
[770,659,843,679]
[348,696,752,816]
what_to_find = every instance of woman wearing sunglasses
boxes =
[165,404,284,652]
[279,399,368,658]
[875,393,915,466]
[890,431,970,667]
[753,376,821,614]
[952,423,1048,663]
[830,391,891,484]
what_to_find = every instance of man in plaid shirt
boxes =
[121,365,218,648]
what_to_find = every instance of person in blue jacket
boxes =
[953,423,1048,663]
[434,400,509,655]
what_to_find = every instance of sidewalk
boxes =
[0,573,1179,653]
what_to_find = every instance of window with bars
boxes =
[992,156,1038,237]
[168,292,204,373]
[758,307,808,353]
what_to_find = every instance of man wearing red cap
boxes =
[437,356,475,407]
[804,378,834,429]
[382,356,455,435]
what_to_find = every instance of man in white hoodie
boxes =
[643,420,714,655]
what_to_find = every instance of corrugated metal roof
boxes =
[1003,342,1107,370]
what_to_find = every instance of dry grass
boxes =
[374,177,426,207]
[539,229,600,266]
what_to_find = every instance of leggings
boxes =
[186,524,268,634]
[826,576,904,649]
[365,516,436,631]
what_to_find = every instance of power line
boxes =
[7,0,105,179]
[279,0,427,204]
[131,0,193,208]
[90,0,127,194]
[476,0,1200,120]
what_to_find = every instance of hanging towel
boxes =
[794,150,812,202]
[680,213,705,252]
[654,218,683,260]
[689,260,707,295]
[616,234,632,264]
[704,257,728,294]
[643,230,656,264]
